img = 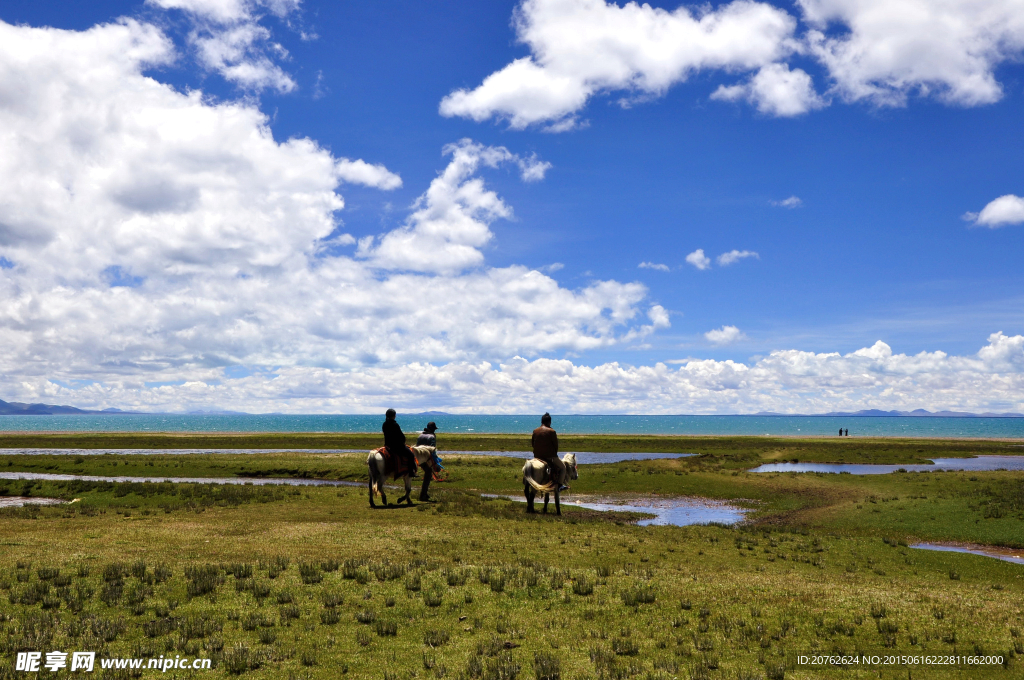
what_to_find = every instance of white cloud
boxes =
[441,0,1024,126]
[16,333,1024,415]
[148,0,302,92]
[517,154,552,182]
[705,325,745,345]
[711,63,824,116]
[963,194,1024,228]
[334,159,402,190]
[685,249,711,270]
[356,140,551,274]
[648,305,671,329]
[439,0,800,129]
[0,17,659,396]
[800,0,1024,107]
[639,261,670,271]
[717,250,759,266]
[770,195,803,208]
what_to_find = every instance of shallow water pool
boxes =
[488,493,749,526]
[911,542,1024,565]
[0,496,67,507]
[566,496,749,526]
[749,455,1024,474]
[0,471,360,487]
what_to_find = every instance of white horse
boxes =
[522,453,578,516]
[367,445,441,507]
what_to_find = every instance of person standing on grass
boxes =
[532,412,567,491]
[416,421,441,501]
[382,409,416,476]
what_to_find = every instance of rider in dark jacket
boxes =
[382,409,416,476]
[415,421,439,501]
[532,412,567,491]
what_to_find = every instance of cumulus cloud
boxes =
[356,140,551,273]
[963,194,1024,228]
[639,261,670,271]
[801,0,1024,107]
[710,62,824,116]
[439,0,800,129]
[15,333,1024,415]
[148,0,301,92]
[685,249,711,270]
[334,159,402,190]
[717,250,759,266]
[705,325,745,345]
[441,0,1024,126]
[0,17,660,399]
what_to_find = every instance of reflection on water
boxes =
[0,449,693,465]
[0,496,67,508]
[749,455,1024,475]
[911,542,1024,565]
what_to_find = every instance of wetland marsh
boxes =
[1,434,1022,679]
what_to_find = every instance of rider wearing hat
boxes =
[416,421,439,501]
[532,412,567,491]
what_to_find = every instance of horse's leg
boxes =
[419,464,432,501]
[524,484,535,513]
[542,492,549,514]
[379,463,388,506]
[402,474,413,504]
[368,462,376,508]
[554,487,561,516]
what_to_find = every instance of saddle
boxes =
[374,446,416,480]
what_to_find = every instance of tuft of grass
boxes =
[374,619,398,637]
[424,628,450,647]
[298,562,322,585]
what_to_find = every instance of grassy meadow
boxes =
[1,434,1023,679]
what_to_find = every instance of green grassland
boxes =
[1,436,1023,679]
[0,431,1020,463]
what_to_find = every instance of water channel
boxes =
[749,455,1024,474]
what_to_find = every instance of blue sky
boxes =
[0,0,1023,413]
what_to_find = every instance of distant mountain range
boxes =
[0,398,137,415]
[1,399,1019,418]
[755,409,1024,418]
[0,400,458,416]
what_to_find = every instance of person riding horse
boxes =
[532,412,568,491]
[382,409,417,477]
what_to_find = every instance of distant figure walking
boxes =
[839,428,843,437]
[532,412,567,491]
[844,428,848,437]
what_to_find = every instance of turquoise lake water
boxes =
[1,413,1023,437]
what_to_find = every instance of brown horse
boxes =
[367,445,442,507]
[522,453,578,515]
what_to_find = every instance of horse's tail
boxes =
[367,450,383,496]
[522,459,555,492]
